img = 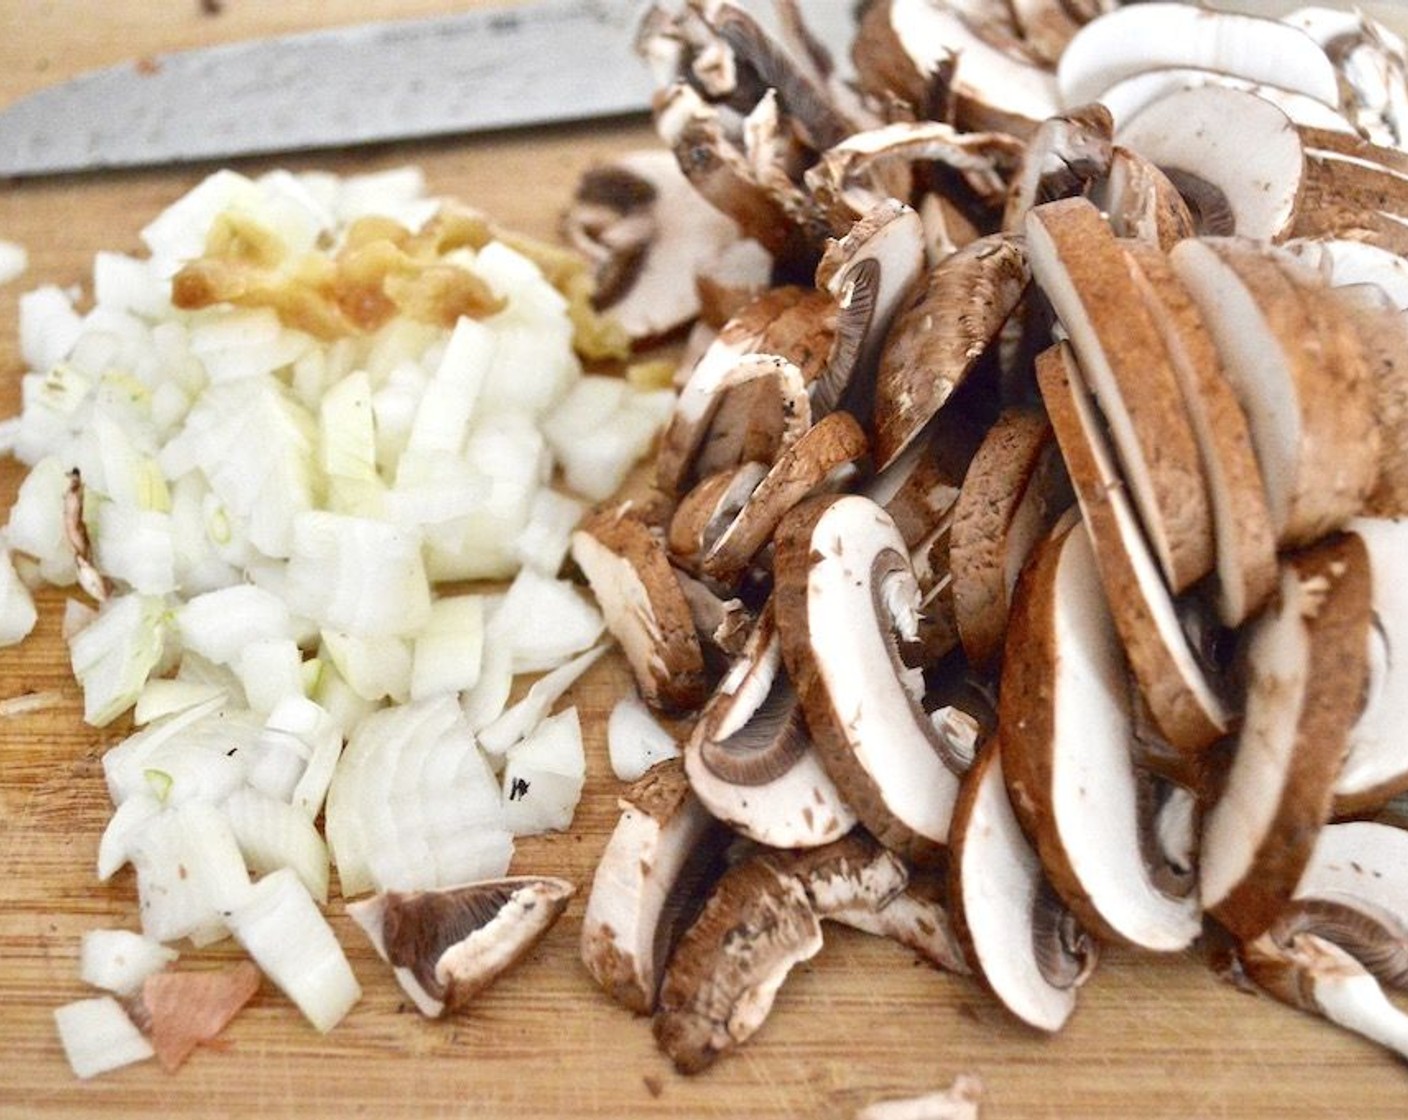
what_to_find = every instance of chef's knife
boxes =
[0,0,663,178]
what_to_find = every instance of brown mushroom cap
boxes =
[347,876,575,1018]
[773,493,967,865]
[580,759,729,1015]
[871,233,1030,470]
[653,856,823,1074]
[570,502,709,714]
[1025,197,1216,593]
[1201,533,1374,942]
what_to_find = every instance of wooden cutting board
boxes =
[0,4,1404,1117]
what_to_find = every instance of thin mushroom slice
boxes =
[773,494,968,866]
[667,461,769,578]
[1335,518,1408,814]
[1287,6,1408,148]
[1034,342,1228,753]
[871,233,1030,471]
[700,410,869,588]
[685,603,858,850]
[1025,198,1214,593]
[828,863,970,975]
[866,408,982,548]
[581,759,730,1015]
[1095,68,1356,135]
[1010,0,1105,66]
[1114,86,1308,243]
[346,876,575,1018]
[949,739,1095,1032]
[1057,2,1340,110]
[1120,241,1278,628]
[811,199,926,420]
[949,407,1073,672]
[1282,237,1408,310]
[766,829,909,919]
[1239,931,1408,1062]
[1276,820,1408,989]
[1169,237,1379,548]
[652,855,823,1074]
[570,503,708,714]
[1200,533,1374,942]
[998,514,1204,952]
[1096,146,1197,251]
[1002,104,1114,232]
[563,149,746,343]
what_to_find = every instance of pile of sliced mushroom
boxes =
[572,0,1408,1075]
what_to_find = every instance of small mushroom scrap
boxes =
[347,876,574,1018]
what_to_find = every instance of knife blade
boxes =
[0,0,659,178]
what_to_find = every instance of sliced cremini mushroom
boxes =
[866,408,982,547]
[1115,86,1308,243]
[1334,518,1408,815]
[570,502,708,714]
[667,461,770,578]
[1273,820,1408,990]
[674,568,753,661]
[871,233,1030,470]
[346,876,574,1018]
[811,199,926,420]
[1119,240,1278,628]
[772,494,968,865]
[698,410,868,588]
[1025,197,1215,593]
[1010,0,1107,66]
[580,759,730,1015]
[1096,146,1197,251]
[949,738,1096,1032]
[1201,533,1373,942]
[1056,2,1341,110]
[949,406,1072,672]
[1034,341,1228,753]
[1287,4,1408,148]
[1094,68,1356,135]
[998,513,1204,951]
[1169,237,1379,547]
[1239,931,1408,1062]
[653,854,822,1073]
[828,862,970,976]
[563,149,748,343]
[1002,104,1114,232]
[684,602,857,850]
[766,828,909,919]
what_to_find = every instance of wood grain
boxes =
[1,3,1405,1118]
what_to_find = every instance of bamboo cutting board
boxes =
[0,3,1404,1117]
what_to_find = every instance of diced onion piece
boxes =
[79,928,179,996]
[0,239,28,286]
[512,488,586,575]
[0,546,37,646]
[54,996,154,1080]
[223,786,331,903]
[478,642,609,757]
[18,284,83,375]
[224,867,360,1033]
[97,793,162,881]
[236,637,304,715]
[405,316,493,455]
[542,375,675,501]
[320,630,412,703]
[133,677,227,725]
[129,801,251,945]
[69,593,169,727]
[494,568,605,674]
[501,706,586,836]
[176,584,294,668]
[285,511,431,637]
[606,694,681,782]
[409,594,487,701]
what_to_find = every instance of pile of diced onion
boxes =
[0,168,675,1069]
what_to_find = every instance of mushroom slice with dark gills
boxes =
[773,494,970,866]
[871,233,1030,472]
[1200,533,1373,942]
[651,831,909,1074]
[949,738,1096,1032]
[1002,104,1113,232]
[685,602,856,850]
[346,876,574,1018]
[570,502,708,715]
[1272,821,1408,991]
[581,759,731,1015]
[1095,146,1197,251]
[997,513,1203,953]
[652,855,823,1073]
[810,199,925,422]
[698,410,869,589]
[562,149,751,344]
